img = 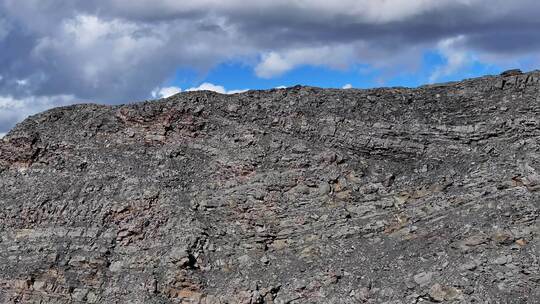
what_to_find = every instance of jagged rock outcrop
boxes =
[1,70,539,303]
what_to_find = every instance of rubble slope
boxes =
[1,70,539,303]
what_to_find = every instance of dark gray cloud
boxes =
[1,0,540,134]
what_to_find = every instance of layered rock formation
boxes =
[1,70,539,303]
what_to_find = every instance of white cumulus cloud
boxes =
[342,84,353,89]
[151,86,182,98]
[255,46,355,78]
[186,83,247,94]
[255,53,294,79]
[429,36,470,83]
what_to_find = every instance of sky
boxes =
[1,0,540,136]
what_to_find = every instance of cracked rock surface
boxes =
[1,70,539,303]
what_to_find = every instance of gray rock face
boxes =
[1,71,540,303]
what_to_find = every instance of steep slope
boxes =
[0,71,539,303]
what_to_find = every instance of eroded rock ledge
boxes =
[1,70,539,303]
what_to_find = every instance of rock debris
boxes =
[1,71,540,303]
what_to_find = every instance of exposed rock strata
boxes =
[1,71,539,303]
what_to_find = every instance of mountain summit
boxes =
[1,71,539,303]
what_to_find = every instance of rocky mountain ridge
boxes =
[0,70,539,303]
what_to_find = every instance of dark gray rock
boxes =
[1,71,540,303]
[501,69,523,77]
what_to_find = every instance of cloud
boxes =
[187,83,227,94]
[342,84,353,89]
[151,86,181,98]
[0,10,251,103]
[255,53,293,79]
[2,1,539,98]
[0,132,5,138]
[429,36,471,83]
[0,94,78,133]
[0,17,9,41]
[255,46,356,78]
[31,14,170,100]
[1,0,540,132]
[186,82,247,94]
